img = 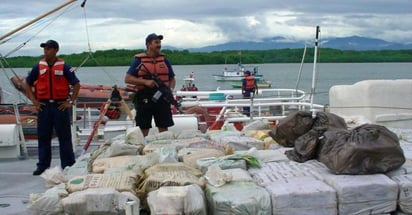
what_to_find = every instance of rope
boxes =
[70,4,118,83]
[2,3,77,57]
[0,55,27,102]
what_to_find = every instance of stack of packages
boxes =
[27,113,412,214]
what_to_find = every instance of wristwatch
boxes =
[68,100,73,105]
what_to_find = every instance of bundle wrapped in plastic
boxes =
[145,130,175,143]
[205,181,271,215]
[318,124,405,174]
[147,184,207,215]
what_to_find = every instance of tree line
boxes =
[4,48,412,68]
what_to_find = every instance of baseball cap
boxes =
[40,40,59,49]
[244,70,251,75]
[145,33,163,44]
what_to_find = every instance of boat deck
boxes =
[0,140,101,215]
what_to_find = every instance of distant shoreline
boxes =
[4,48,412,68]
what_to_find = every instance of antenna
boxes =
[310,26,320,118]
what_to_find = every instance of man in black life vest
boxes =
[125,33,176,136]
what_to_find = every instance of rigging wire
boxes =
[0,56,27,102]
[0,2,78,103]
[295,44,307,92]
[74,1,118,84]
[2,3,77,58]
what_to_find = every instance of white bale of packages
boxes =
[386,159,412,177]
[66,174,136,193]
[62,188,119,215]
[241,119,271,131]
[390,175,412,213]
[175,129,207,139]
[143,142,177,155]
[208,130,242,144]
[322,173,398,214]
[178,148,224,168]
[248,161,322,186]
[92,155,136,173]
[400,141,412,159]
[196,157,246,174]
[147,184,206,215]
[140,163,204,194]
[28,183,67,215]
[205,181,271,215]
[222,168,253,182]
[236,148,289,163]
[100,141,141,158]
[220,135,265,150]
[64,155,89,179]
[145,130,175,143]
[265,177,337,215]
[126,126,145,145]
[173,137,219,150]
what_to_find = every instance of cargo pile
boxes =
[28,112,412,214]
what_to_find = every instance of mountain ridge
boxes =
[178,36,412,52]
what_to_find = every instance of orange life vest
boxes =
[35,58,69,100]
[244,76,256,90]
[132,53,170,91]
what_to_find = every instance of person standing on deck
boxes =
[125,33,176,137]
[241,70,258,116]
[24,40,80,176]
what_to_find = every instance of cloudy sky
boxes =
[1,0,411,56]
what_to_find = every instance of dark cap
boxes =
[145,33,163,45]
[40,40,59,49]
[244,70,251,75]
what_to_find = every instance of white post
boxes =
[310,26,320,118]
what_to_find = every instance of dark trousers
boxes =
[243,90,254,116]
[37,102,75,170]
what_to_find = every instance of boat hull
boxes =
[213,75,263,81]
[231,82,271,89]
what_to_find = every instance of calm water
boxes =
[1,63,411,105]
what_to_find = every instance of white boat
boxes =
[212,64,263,81]
[230,79,272,89]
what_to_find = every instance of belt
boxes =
[39,99,65,103]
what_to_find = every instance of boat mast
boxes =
[310,26,320,117]
[0,0,78,42]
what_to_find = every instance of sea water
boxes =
[1,63,411,105]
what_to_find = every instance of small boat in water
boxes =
[212,63,263,81]
[231,79,272,89]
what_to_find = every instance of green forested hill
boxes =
[3,48,412,68]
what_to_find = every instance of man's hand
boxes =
[32,99,43,111]
[144,79,158,88]
[58,101,72,111]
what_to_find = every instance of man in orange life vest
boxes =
[24,40,80,175]
[241,70,258,116]
[125,33,176,136]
